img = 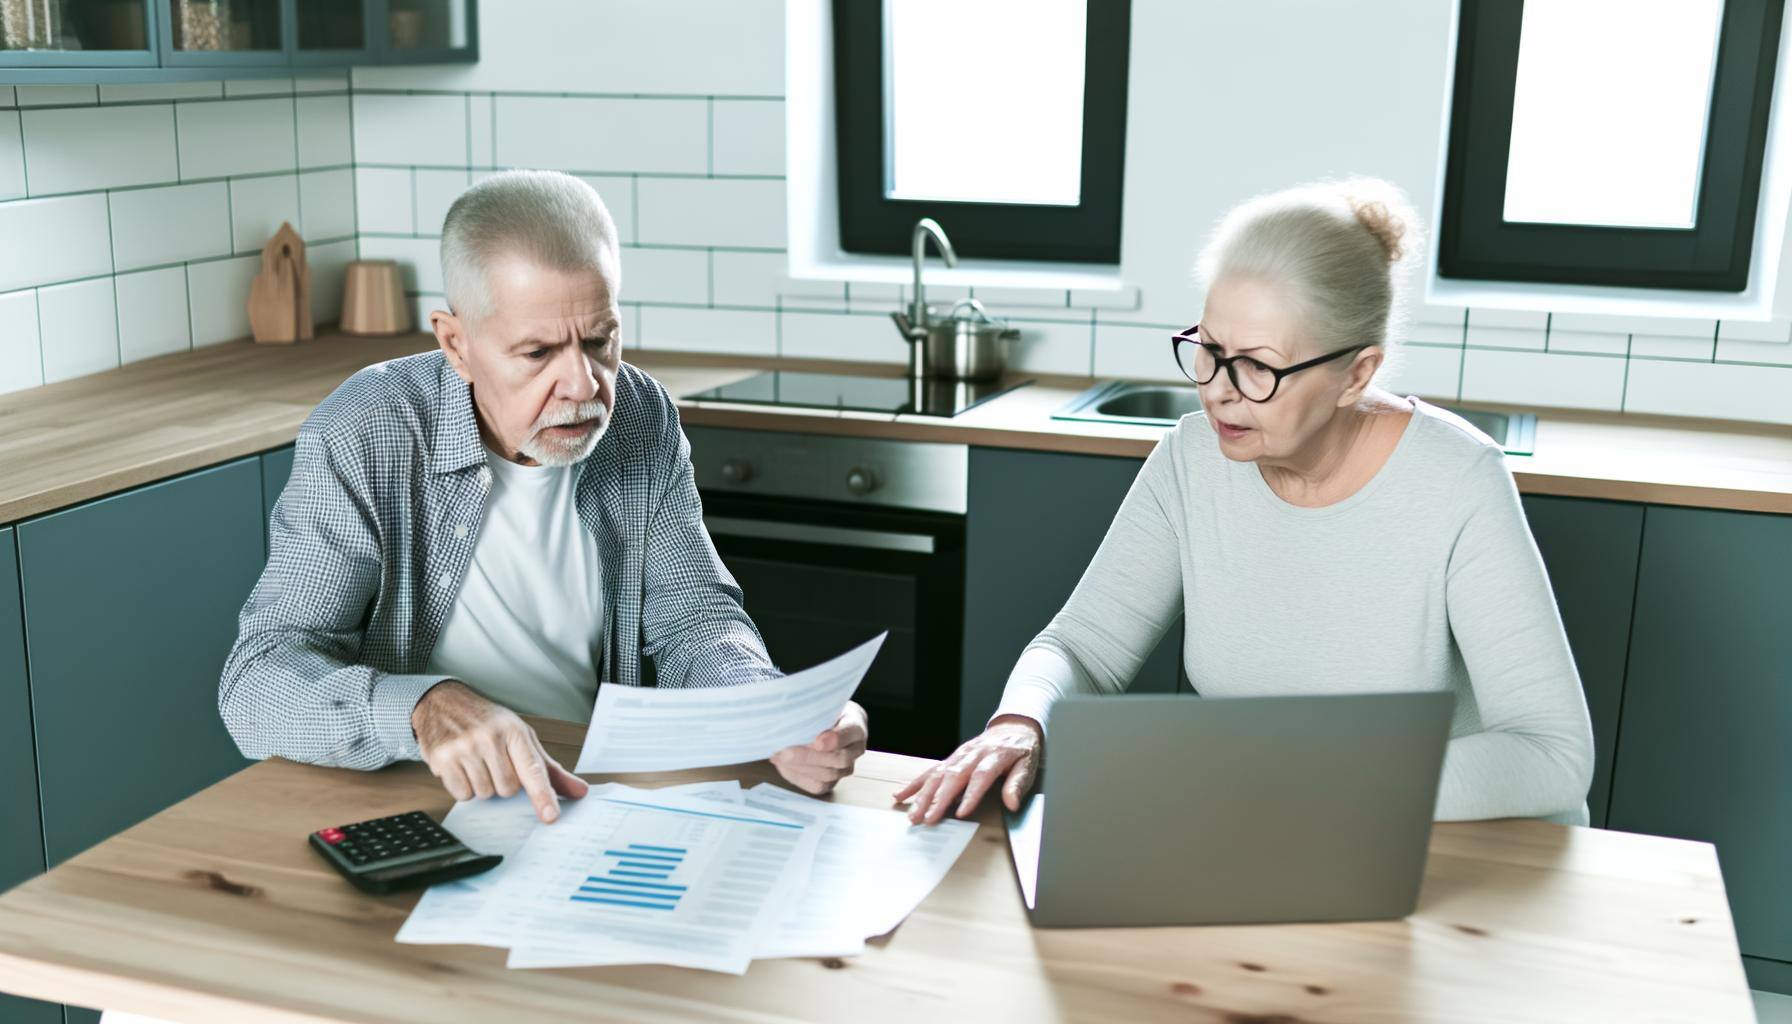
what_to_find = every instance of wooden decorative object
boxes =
[245,221,313,345]
[339,260,412,335]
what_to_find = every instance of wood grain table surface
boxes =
[0,716,1754,1023]
[2,331,1792,524]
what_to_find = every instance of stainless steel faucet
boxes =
[892,218,958,379]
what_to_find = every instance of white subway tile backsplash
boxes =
[496,96,707,175]
[779,310,903,364]
[0,112,23,199]
[294,73,349,94]
[1544,329,1629,356]
[408,293,438,332]
[1466,323,1546,351]
[1459,348,1625,411]
[37,277,117,383]
[0,88,15,109]
[468,94,493,167]
[357,236,443,293]
[110,182,230,271]
[0,193,111,291]
[575,175,634,243]
[1551,312,1716,339]
[99,82,221,103]
[711,99,783,176]
[620,246,708,305]
[114,266,191,363]
[177,98,296,178]
[224,77,293,98]
[1629,332,1715,360]
[1623,358,1792,424]
[846,282,902,311]
[15,85,96,107]
[1381,343,1461,401]
[1067,287,1141,312]
[308,238,356,327]
[414,168,470,237]
[1093,321,1184,381]
[0,289,41,394]
[711,249,842,309]
[1411,303,1468,326]
[230,174,301,253]
[295,95,353,168]
[21,104,178,195]
[1714,337,1792,367]
[636,177,784,248]
[641,305,774,355]
[973,286,1070,310]
[1008,317,1095,375]
[1466,308,1548,329]
[355,167,414,234]
[299,168,355,241]
[186,253,259,346]
[352,93,468,166]
[1716,318,1792,344]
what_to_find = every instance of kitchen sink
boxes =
[1053,381,1536,456]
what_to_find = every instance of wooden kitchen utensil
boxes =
[340,260,412,335]
[246,222,313,345]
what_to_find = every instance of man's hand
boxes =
[770,701,869,796]
[893,714,1043,825]
[411,680,589,823]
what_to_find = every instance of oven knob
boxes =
[845,466,879,496]
[721,458,754,484]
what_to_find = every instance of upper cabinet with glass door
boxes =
[0,0,471,78]
[0,0,158,68]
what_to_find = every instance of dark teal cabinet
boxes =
[1607,505,1792,976]
[961,448,1183,738]
[0,527,58,1024]
[1520,496,1645,828]
[17,458,260,867]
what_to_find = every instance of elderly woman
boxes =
[897,178,1595,826]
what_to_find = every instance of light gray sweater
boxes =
[994,400,1596,824]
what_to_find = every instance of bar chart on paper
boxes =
[573,843,691,910]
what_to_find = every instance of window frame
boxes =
[829,0,1131,265]
[1437,0,1785,292]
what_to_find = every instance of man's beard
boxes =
[519,399,609,466]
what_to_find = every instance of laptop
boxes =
[1005,690,1455,928]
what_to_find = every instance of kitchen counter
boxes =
[2,330,1791,524]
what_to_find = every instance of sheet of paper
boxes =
[742,783,978,958]
[395,781,746,947]
[574,632,887,773]
[491,785,819,973]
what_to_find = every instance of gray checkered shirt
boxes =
[219,350,779,770]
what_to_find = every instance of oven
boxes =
[686,426,965,759]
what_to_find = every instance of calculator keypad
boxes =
[318,811,461,868]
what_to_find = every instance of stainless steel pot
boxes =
[891,298,1020,382]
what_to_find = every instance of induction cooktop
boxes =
[684,371,1031,418]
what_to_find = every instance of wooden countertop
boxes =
[0,718,1753,1023]
[2,330,1791,524]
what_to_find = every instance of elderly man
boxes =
[220,170,868,822]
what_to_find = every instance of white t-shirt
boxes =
[424,447,605,722]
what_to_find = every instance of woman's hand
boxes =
[770,701,869,795]
[894,714,1043,825]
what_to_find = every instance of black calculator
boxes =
[308,810,502,894]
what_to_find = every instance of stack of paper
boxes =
[396,780,977,973]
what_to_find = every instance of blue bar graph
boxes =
[572,841,691,910]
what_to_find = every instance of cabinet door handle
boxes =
[703,516,936,554]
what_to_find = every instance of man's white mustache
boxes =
[534,401,607,431]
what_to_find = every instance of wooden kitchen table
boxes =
[0,717,1754,1023]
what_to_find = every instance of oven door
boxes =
[702,491,964,759]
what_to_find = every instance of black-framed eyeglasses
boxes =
[1169,324,1372,403]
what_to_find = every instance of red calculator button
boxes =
[318,828,346,844]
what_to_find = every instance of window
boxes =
[1438,0,1784,291]
[831,0,1131,264]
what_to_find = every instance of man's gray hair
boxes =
[440,170,621,321]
